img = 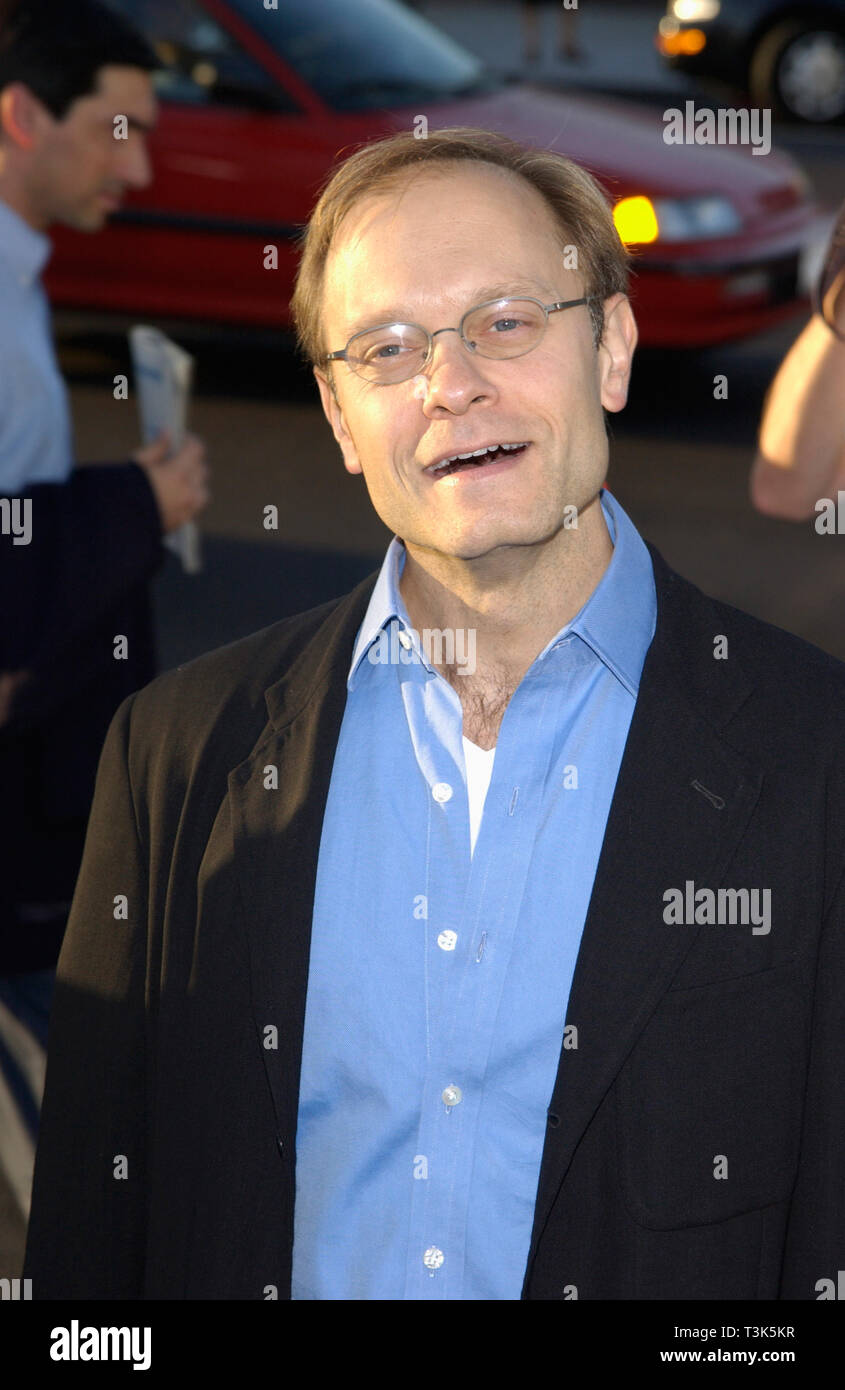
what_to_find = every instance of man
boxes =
[750,198,845,519]
[0,0,207,1228]
[24,127,845,1300]
[0,0,209,969]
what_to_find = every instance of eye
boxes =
[366,342,403,360]
[358,338,414,364]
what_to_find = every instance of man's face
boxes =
[315,162,636,565]
[21,64,156,230]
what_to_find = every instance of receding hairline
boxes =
[320,158,583,338]
[291,126,631,370]
[326,156,573,259]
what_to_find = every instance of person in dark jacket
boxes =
[23,126,845,1301]
[0,0,208,1229]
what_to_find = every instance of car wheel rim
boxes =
[779,32,845,119]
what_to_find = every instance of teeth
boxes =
[432,442,527,472]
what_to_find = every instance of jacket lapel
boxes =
[228,572,379,1144]
[524,545,764,1282]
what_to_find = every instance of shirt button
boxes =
[423,1247,444,1270]
[432,781,453,803]
[437,930,458,951]
[398,629,412,649]
[441,1084,462,1108]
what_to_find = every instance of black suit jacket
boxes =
[23,541,845,1299]
[0,462,164,969]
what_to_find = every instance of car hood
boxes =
[382,84,807,215]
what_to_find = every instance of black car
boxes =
[657,0,845,122]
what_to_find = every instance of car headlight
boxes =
[655,196,742,239]
[670,0,720,20]
[614,194,742,243]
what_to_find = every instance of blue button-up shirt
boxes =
[292,487,657,1300]
[0,199,73,494]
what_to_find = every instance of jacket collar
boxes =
[262,540,755,739]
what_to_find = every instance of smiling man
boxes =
[24,128,845,1301]
[311,157,631,757]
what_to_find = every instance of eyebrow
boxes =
[344,279,560,337]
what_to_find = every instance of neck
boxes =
[398,490,613,689]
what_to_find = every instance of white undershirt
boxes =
[462,735,497,856]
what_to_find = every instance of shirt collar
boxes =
[558,488,656,697]
[347,487,655,697]
[0,199,52,288]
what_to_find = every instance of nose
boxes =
[119,136,154,191]
[418,328,494,413]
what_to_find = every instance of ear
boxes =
[0,82,50,151]
[597,293,638,414]
[314,366,363,476]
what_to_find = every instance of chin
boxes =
[446,525,540,561]
[74,203,111,231]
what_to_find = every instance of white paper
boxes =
[129,325,201,573]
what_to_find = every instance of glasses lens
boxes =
[462,298,546,358]
[347,322,429,381]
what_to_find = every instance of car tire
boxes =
[749,19,845,122]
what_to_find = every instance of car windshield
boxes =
[227,0,497,110]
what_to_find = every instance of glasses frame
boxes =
[323,294,596,383]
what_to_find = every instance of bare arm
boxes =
[751,278,845,520]
[750,241,845,522]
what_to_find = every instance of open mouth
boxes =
[428,442,529,477]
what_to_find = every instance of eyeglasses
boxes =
[324,294,595,385]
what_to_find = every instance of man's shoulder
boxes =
[127,585,364,754]
[655,549,845,720]
[712,584,844,689]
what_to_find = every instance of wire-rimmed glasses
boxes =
[324,294,595,384]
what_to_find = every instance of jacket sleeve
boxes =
[0,461,164,714]
[22,691,150,1299]
[779,857,845,1298]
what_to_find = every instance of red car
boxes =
[45,0,832,348]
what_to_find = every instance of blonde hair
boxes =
[290,126,631,374]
